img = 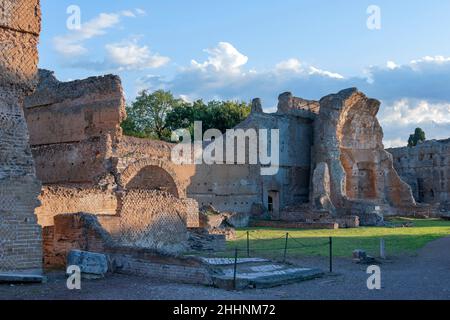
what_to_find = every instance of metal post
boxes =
[380,238,386,259]
[246,231,250,257]
[283,232,289,262]
[329,237,333,273]
[233,248,238,290]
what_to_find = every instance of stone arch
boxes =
[119,158,186,198]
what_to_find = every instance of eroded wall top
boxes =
[24,70,126,146]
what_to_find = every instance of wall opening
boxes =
[417,178,425,203]
[267,190,280,220]
[126,165,179,198]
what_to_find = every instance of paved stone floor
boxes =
[1,237,449,300]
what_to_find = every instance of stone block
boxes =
[67,250,109,278]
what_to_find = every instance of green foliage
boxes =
[407,127,426,147]
[121,90,251,141]
[121,90,185,141]
[166,99,251,138]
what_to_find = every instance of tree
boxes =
[407,128,426,147]
[122,90,251,141]
[121,90,184,141]
[165,99,251,139]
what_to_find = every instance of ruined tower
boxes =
[0,0,42,274]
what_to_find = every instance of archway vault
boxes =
[119,158,186,198]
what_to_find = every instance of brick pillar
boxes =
[0,0,43,272]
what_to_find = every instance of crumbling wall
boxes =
[24,69,126,146]
[43,213,212,284]
[312,88,416,223]
[0,0,43,272]
[388,139,450,208]
[187,94,315,218]
[24,71,200,259]
[36,185,118,227]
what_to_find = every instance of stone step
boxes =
[0,272,46,283]
[206,260,323,290]
[200,257,270,266]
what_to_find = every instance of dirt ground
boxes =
[1,237,449,300]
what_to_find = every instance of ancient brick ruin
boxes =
[23,68,446,240]
[1,0,448,283]
[312,88,416,224]
[388,139,450,213]
[24,70,201,266]
[0,0,43,274]
[187,89,422,226]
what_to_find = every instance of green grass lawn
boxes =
[225,218,450,260]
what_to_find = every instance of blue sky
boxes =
[39,0,450,147]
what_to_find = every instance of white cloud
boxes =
[135,8,147,16]
[138,45,450,144]
[53,10,142,57]
[378,98,450,147]
[379,99,450,126]
[275,58,303,73]
[190,42,248,74]
[139,42,346,107]
[105,40,170,70]
[308,66,344,79]
[410,55,450,65]
[386,60,399,70]
[383,138,405,148]
[121,10,136,18]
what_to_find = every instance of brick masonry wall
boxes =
[388,139,450,206]
[36,185,118,227]
[0,0,42,273]
[45,213,212,285]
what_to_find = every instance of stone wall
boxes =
[387,139,450,209]
[312,88,416,223]
[0,0,42,273]
[36,185,118,227]
[24,70,125,146]
[43,212,212,285]
[187,93,315,219]
[101,190,190,254]
[23,71,200,258]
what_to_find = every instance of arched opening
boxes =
[126,165,179,198]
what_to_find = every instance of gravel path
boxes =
[1,237,449,300]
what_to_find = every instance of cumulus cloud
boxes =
[139,42,346,105]
[275,58,303,73]
[138,46,450,146]
[105,40,170,70]
[378,99,450,147]
[308,66,344,79]
[53,9,146,57]
[190,42,248,74]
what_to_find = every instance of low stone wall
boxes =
[43,213,212,285]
